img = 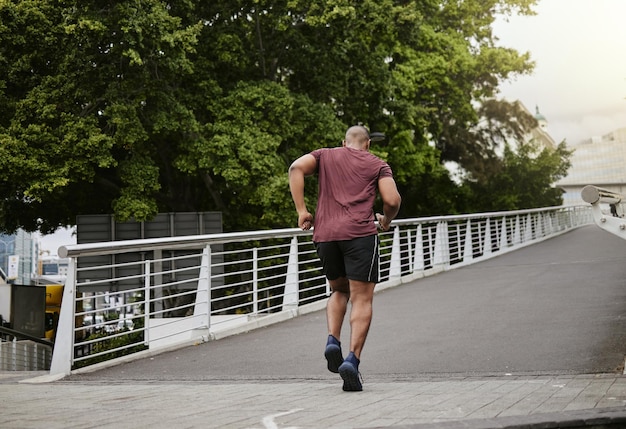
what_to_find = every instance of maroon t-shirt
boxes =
[310,146,393,242]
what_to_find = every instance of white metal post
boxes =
[406,229,413,271]
[389,226,401,278]
[463,219,473,263]
[412,225,424,272]
[483,218,492,256]
[283,237,299,309]
[433,221,449,268]
[49,258,77,376]
[193,245,211,329]
[253,247,258,314]
[524,214,533,242]
[143,260,151,346]
[513,215,521,246]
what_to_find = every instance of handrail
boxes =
[581,185,623,205]
[0,326,53,347]
[0,326,53,371]
[581,185,626,239]
[59,206,570,258]
[58,227,312,258]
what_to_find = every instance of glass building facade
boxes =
[0,230,35,285]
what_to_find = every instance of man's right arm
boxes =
[288,154,317,230]
[376,176,401,231]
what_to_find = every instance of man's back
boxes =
[311,146,392,242]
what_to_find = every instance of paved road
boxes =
[3,224,626,429]
[66,225,626,382]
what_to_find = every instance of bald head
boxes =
[343,126,371,150]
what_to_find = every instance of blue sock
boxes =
[327,335,340,347]
[345,351,359,367]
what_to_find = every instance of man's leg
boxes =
[338,279,375,391]
[324,277,349,373]
[347,279,376,359]
[327,277,349,340]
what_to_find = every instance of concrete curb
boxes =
[377,407,626,429]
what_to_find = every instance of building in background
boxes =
[526,104,556,151]
[33,256,69,286]
[555,128,626,206]
[0,231,35,285]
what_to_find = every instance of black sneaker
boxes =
[338,352,362,391]
[324,335,343,373]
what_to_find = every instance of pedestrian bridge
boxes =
[5,188,626,429]
[30,203,603,378]
[6,187,626,379]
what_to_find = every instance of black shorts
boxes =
[315,235,379,283]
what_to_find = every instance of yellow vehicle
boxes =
[45,284,63,340]
[44,284,84,341]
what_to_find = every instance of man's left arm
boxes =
[376,176,401,231]
[289,154,317,230]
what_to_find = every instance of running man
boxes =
[288,125,401,391]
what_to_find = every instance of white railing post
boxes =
[283,237,299,309]
[11,338,16,371]
[428,225,436,266]
[544,212,554,235]
[463,220,473,263]
[513,215,521,246]
[50,258,77,377]
[389,226,402,278]
[143,260,150,346]
[500,217,508,249]
[206,246,212,326]
[524,214,533,242]
[153,250,163,314]
[413,225,424,272]
[252,247,258,314]
[454,223,461,260]
[433,221,449,269]
[193,245,211,329]
[483,218,492,256]
[546,213,553,235]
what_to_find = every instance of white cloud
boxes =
[494,0,626,144]
[37,227,76,256]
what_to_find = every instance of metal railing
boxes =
[49,205,592,377]
[581,185,626,239]
[0,326,53,371]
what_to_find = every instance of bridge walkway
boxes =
[2,225,626,428]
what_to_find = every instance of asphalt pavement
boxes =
[2,225,626,428]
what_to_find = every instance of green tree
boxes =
[463,140,573,212]
[0,0,204,232]
[0,0,541,234]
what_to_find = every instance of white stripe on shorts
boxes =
[367,236,378,282]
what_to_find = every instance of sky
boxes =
[493,0,626,145]
[37,0,626,255]
[37,227,75,256]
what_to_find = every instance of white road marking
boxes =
[261,408,303,429]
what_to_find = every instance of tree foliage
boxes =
[462,140,572,212]
[0,0,568,235]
